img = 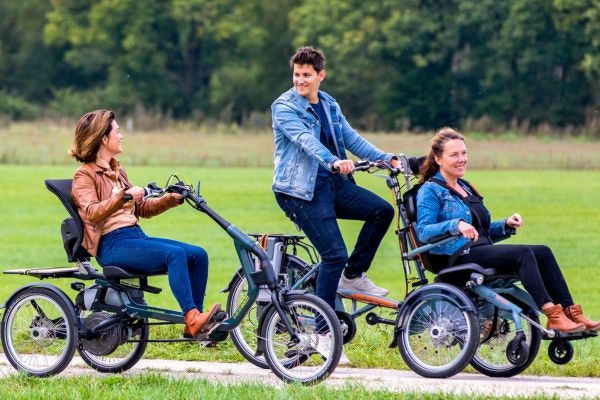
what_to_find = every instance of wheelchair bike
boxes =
[226,155,598,379]
[225,160,483,379]
[0,176,343,385]
[396,156,598,377]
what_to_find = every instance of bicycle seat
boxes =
[435,262,518,284]
[45,178,167,280]
[102,265,167,280]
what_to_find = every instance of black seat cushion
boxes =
[103,265,168,280]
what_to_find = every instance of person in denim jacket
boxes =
[416,127,599,333]
[272,46,401,314]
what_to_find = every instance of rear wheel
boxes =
[77,311,149,373]
[226,269,270,369]
[1,287,78,377]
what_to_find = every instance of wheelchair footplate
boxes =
[3,267,84,280]
[543,329,598,341]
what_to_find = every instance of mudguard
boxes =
[391,282,477,347]
[1,283,80,327]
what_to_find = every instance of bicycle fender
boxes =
[1,283,79,326]
[221,268,243,293]
[394,282,477,335]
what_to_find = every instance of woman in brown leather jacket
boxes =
[70,109,220,339]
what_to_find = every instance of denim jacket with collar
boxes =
[415,172,512,256]
[271,88,395,200]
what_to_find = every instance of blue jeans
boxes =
[96,225,209,314]
[275,174,394,310]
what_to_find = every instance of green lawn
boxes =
[0,165,599,377]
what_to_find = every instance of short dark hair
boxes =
[289,46,326,72]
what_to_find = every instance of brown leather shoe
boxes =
[183,303,221,338]
[543,304,586,333]
[564,304,600,332]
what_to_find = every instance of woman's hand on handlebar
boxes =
[458,220,479,241]
[125,186,145,202]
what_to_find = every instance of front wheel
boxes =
[1,286,78,377]
[260,293,342,385]
[397,292,479,378]
[470,299,541,377]
[226,255,313,369]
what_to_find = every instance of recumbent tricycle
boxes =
[0,176,344,385]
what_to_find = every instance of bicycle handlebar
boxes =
[352,159,401,176]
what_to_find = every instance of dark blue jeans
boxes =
[275,174,394,310]
[96,225,209,314]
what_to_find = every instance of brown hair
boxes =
[289,46,326,72]
[70,109,115,163]
[418,127,465,183]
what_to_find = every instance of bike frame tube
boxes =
[469,284,525,332]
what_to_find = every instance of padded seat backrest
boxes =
[45,179,91,262]
[401,182,437,274]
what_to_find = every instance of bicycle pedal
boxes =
[212,310,227,323]
[195,321,221,342]
[198,340,218,348]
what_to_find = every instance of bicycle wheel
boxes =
[1,286,78,377]
[470,298,541,377]
[77,311,149,373]
[226,255,313,369]
[226,269,270,368]
[397,291,479,378]
[260,293,342,385]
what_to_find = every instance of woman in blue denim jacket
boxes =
[416,127,599,333]
[271,47,401,325]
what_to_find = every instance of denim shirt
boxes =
[271,88,395,200]
[416,172,512,256]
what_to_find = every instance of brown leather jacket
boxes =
[72,161,181,256]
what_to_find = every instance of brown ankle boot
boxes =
[543,304,586,333]
[183,303,221,338]
[563,304,600,332]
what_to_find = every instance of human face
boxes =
[293,63,325,104]
[435,138,468,181]
[101,120,123,157]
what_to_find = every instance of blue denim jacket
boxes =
[271,88,394,200]
[416,172,512,255]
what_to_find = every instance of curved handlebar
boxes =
[352,159,401,176]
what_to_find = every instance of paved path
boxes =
[1,355,599,398]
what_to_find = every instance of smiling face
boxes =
[101,120,123,157]
[435,138,468,181]
[292,63,326,104]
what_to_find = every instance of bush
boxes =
[0,92,39,120]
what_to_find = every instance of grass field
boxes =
[1,122,600,390]
[0,164,599,377]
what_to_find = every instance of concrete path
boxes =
[1,354,599,398]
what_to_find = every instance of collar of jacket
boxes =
[284,88,337,111]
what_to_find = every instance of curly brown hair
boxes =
[70,109,115,163]
[418,127,465,183]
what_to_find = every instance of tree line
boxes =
[1,0,599,135]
